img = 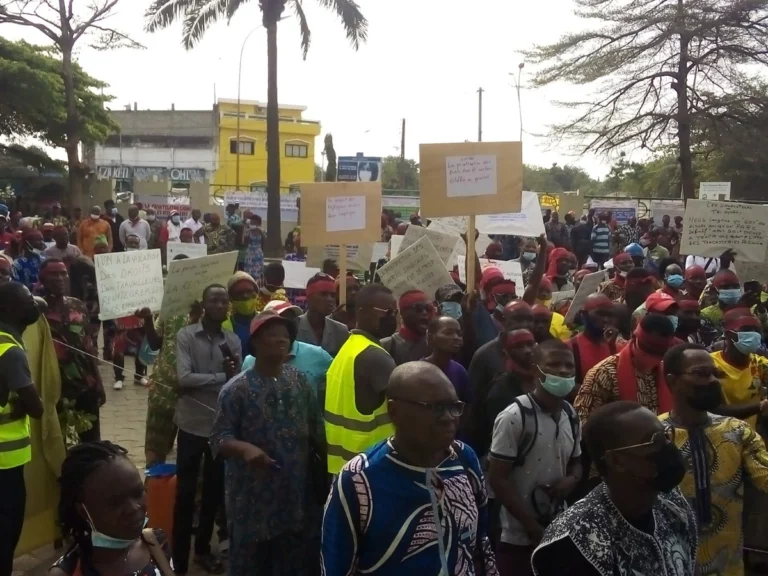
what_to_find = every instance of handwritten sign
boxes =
[456,257,524,293]
[167,242,208,261]
[377,236,455,299]
[161,252,238,319]
[372,242,389,263]
[475,191,546,237]
[390,235,404,258]
[305,244,374,271]
[446,155,497,197]
[564,270,608,324]
[400,225,459,266]
[326,195,366,232]
[680,200,768,263]
[95,250,164,321]
[281,261,321,289]
[427,216,469,236]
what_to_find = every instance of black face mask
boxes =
[649,442,686,493]
[688,382,723,412]
[677,318,700,334]
[376,314,398,339]
[21,302,40,327]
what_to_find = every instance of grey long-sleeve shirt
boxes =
[175,322,242,437]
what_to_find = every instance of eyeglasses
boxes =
[389,398,465,418]
[406,302,435,314]
[679,367,725,379]
[373,306,399,317]
[607,428,674,454]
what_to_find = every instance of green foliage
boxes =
[382,156,419,191]
[314,163,323,182]
[0,144,66,176]
[57,398,95,448]
[0,38,116,147]
[524,163,600,194]
[324,133,337,182]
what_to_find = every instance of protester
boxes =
[43,225,82,262]
[590,213,611,268]
[241,213,265,280]
[118,205,151,250]
[78,206,113,259]
[661,343,768,576]
[545,248,575,289]
[183,208,205,244]
[686,252,733,278]
[617,216,641,246]
[659,259,684,299]
[382,290,433,365]
[298,273,350,357]
[489,340,581,576]
[330,273,361,330]
[325,283,398,474]
[0,256,11,283]
[531,304,553,343]
[0,281,44,575]
[531,402,695,576]
[570,209,594,266]
[322,362,498,576]
[174,284,242,574]
[103,199,124,253]
[223,272,261,353]
[567,293,619,385]
[545,212,569,248]
[641,229,670,269]
[683,264,707,301]
[12,228,46,290]
[145,208,162,250]
[710,309,768,430]
[424,316,472,405]
[575,313,677,423]
[633,290,680,328]
[42,222,55,247]
[701,269,750,333]
[211,310,326,576]
[623,267,657,316]
[51,441,174,576]
[39,258,104,441]
[200,213,235,255]
[535,278,571,340]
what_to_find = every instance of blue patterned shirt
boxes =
[11,254,45,290]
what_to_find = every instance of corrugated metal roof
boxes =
[108,110,216,138]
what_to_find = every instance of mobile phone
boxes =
[745,280,761,295]
[219,342,235,362]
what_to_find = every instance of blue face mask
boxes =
[440,301,462,320]
[667,315,679,331]
[522,251,537,262]
[539,368,576,398]
[734,331,762,355]
[85,505,147,549]
[718,288,742,306]
[666,274,684,288]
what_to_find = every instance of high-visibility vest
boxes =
[325,334,394,474]
[0,331,31,469]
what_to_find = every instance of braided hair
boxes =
[58,441,130,558]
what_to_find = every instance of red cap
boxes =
[249,311,298,340]
[646,292,677,313]
[480,267,504,289]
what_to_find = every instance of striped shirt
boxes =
[591,223,611,255]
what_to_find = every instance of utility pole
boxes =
[400,118,406,190]
[477,88,484,142]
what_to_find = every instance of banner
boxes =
[134,195,191,219]
[589,199,637,224]
[95,250,164,321]
[161,252,238,319]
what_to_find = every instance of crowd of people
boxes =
[2,199,768,576]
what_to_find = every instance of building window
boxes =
[229,138,255,155]
[285,143,308,158]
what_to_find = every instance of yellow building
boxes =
[213,98,321,194]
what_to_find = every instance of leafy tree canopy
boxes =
[382,156,419,190]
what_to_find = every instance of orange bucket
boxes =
[145,464,177,542]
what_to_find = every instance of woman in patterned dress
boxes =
[243,214,265,281]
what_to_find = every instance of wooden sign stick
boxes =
[467,216,477,291]
[339,243,347,306]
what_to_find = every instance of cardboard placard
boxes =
[167,241,208,261]
[399,225,460,267]
[427,216,469,237]
[377,236,455,299]
[282,261,322,289]
[419,142,522,218]
[564,270,607,324]
[475,191,546,238]
[299,182,382,245]
[161,252,238,319]
[305,244,375,271]
[95,250,164,321]
[456,256,524,293]
[390,235,404,258]
[680,200,768,263]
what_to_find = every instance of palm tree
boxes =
[144,0,368,255]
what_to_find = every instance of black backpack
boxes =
[510,393,580,467]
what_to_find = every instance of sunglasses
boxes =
[407,302,435,314]
[680,367,725,379]
[389,398,465,418]
[607,428,674,454]
[373,306,399,317]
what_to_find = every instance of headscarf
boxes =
[723,308,760,331]
[546,247,572,280]
[227,271,258,294]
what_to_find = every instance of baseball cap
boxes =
[264,300,303,316]
[646,292,677,313]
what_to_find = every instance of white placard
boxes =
[390,235,404,258]
[475,191,546,237]
[446,155,497,197]
[450,234,494,267]
[427,216,469,237]
[167,242,208,261]
[551,290,575,305]
[564,270,608,324]
[161,252,238,319]
[95,250,164,321]
[282,261,321,289]
[372,242,389,262]
[699,182,731,201]
[326,196,366,232]
[377,236,455,299]
[399,225,460,266]
[650,200,685,222]
[305,244,374,271]
[680,199,768,263]
[456,256,523,293]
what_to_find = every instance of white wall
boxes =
[95,145,217,171]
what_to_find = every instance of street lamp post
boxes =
[236,27,262,193]
[511,62,525,142]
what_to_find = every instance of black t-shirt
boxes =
[532,536,601,576]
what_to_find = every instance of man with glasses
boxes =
[661,343,768,576]
[381,290,433,365]
[488,339,582,576]
[325,283,399,474]
[322,361,498,576]
[298,273,349,357]
[531,401,696,576]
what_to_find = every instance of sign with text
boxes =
[419,142,522,217]
[95,250,164,321]
[589,199,637,224]
[699,182,731,201]
[650,200,685,222]
[299,182,382,245]
[564,270,608,324]
[427,216,469,236]
[680,200,768,263]
[161,252,238,319]
[305,243,375,271]
[135,195,191,219]
[377,236,454,299]
[390,235,404,258]
[400,225,460,267]
[281,261,321,289]
[475,191,546,238]
[224,191,300,221]
[456,257,524,293]
[167,242,208,261]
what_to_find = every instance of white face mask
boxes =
[90,214,100,220]
[147,215,156,222]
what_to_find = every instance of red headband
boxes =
[491,282,516,296]
[724,308,761,331]
[614,253,632,265]
[399,291,428,310]
[634,324,674,349]
[626,276,655,287]
[307,280,336,296]
[532,304,552,318]
[684,265,706,280]
[678,299,700,311]
[583,295,613,312]
[505,300,532,314]
[505,329,535,347]
[713,270,739,288]
[40,262,67,277]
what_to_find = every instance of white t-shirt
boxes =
[183,217,205,244]
[685,255,737,277]
[166,221,182,243]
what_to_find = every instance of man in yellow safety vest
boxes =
[325,283,399,474]
[0,281,44,574]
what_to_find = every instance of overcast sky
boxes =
[5,0,635,180]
